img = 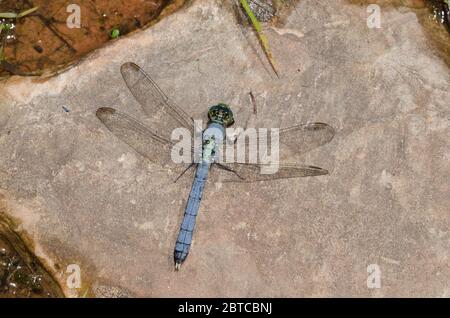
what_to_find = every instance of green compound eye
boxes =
[207,103,234,127]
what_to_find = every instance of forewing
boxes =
[120,62,194,139]
[96,107,192,169]
[212,163,329,182]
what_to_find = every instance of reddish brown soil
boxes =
[0,0,182,77]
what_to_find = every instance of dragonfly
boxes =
[96,62,335,270]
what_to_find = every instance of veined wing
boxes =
[212,162,329,182]
[120,62,194,139]
[96,107,193,171]
[279,122,335,156]
[229,122,335,161]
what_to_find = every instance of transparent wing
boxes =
[212,162,329,182]
[120,62,194,139]
[96,107,193,171]
[229,122,335,161]
[278,122,335,156]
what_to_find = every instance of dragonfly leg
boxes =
[173,163,196,183]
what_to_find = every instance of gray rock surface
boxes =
[0,0,449,297]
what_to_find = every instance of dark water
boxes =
[0,217,63,298]
[0,0,184,78]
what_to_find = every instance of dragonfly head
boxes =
[208,103,234,127]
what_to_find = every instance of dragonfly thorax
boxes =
[202,123,225,163]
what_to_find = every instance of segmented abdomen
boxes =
[174,163,209,266]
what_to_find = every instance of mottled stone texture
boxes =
[0,0,448,297]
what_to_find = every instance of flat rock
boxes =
[0,0,449,297]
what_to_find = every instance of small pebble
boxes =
[33,44,44,53]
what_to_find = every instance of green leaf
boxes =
[110,28,120,39]
[0,7,38,19]
[0,12,18,19]
[0,45,5,62]
[239,0,279,77]
[17,7,39,18]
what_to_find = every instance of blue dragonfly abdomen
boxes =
[174,161,210,269]
[174,122,226,269]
